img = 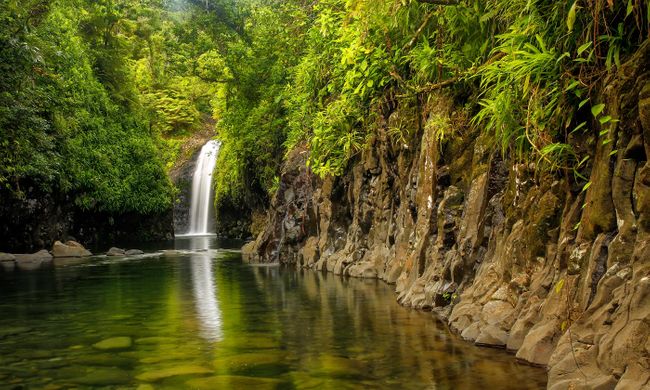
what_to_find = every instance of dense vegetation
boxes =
[215,0,649,215]
[2,0,649,227]
[0,0,232,214]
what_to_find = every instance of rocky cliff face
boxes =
[243,46,650,388]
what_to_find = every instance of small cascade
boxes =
[185,140,221,235]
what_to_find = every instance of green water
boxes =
[0,237,547,389]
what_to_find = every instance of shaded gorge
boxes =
[0,237,546,389]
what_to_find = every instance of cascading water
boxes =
[185,140,221,235]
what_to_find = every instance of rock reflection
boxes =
[190,253,223,342]
[249,267,546,389]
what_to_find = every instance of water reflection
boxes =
[190,253,223,341]
[0,246,546,389]
[176,235,214,250]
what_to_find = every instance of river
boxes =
[0,237,546,389]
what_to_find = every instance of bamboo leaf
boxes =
[567,1,578,32]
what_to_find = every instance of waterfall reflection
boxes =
[190,252,223,341]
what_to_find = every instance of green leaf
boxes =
[591,103,605,117]
[577,41,592,55]
[567,1,578,32]
[599,115,612,124]
[627,0,634,16]
[570,121,587,134]
[582,181,592,192]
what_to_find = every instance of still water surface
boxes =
[0,237,546,389]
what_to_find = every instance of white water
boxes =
[184,140,221,236]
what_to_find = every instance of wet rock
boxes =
[125,249,144,256]
[14,250,52,270]
[475,324,508,347]
[92,336,132,351]
[136,365,212,382]
[14,250,52,262]
[51,241,91,258]
[0,253,15,262]
[213,352,288,376]
[106,247,126,256]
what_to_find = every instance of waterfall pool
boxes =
[0,237,547,389]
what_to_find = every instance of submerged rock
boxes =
[135,365,212,382]
[185,375,284,390]
[106,247,126,256]
[92,336,132,351]
[51,241,91,258]
[213,351,288,376]
[71,367,131,386]
[125,249,144,256]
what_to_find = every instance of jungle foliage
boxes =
[2,0,649,217]
[215,0,650,211]
[0,0,232,213]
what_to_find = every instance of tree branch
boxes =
[402,11,435,52]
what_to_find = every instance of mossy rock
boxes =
[213,351,289,376]
[93,336,132,350]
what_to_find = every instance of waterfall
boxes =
[186,140,221,235]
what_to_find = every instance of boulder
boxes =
[0,253,15,262]
[106,247,126,256]
[52,240,91,258]
[14,250,53,263]
[125,249,144,256]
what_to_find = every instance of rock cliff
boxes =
[243,45,650,388]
